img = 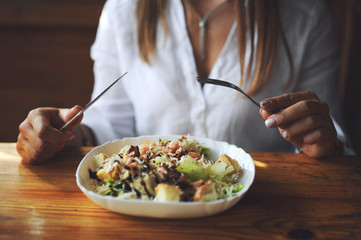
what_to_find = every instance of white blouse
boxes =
[83,0,354,154]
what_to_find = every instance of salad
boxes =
[88,136,243,202]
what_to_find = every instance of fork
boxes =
[196,77,260,108]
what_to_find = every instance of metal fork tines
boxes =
[196,77,260,108]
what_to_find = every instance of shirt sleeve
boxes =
[82,0,136,145]
[293,1,355,155]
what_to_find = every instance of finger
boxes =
[27,109,71,144]
[260,91,319,113]
[281,114,331,139]
[17,133,64,165]
[265,100,329,128]
[16,134,28,161]
[300,127,337,158]
[302,126,336,145]
[19,116,69,160]
[64,105,83,122]
[59,105,84,132]
[21,120,66,153]
[17,134,44,164]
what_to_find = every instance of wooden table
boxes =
[1,143,360,239]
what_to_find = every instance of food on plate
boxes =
[88,136,243,202]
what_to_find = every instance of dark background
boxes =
[1,0,360,155]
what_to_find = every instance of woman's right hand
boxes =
[16,105,83,165]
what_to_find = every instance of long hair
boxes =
[136,0,293,96]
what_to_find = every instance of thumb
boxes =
[60,105,84,131]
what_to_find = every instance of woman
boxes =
[16,0,354,164]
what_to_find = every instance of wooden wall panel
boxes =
[0,0,103,27]
[327,0,361,154]
[341,1,361,155]
[0,0,105,142]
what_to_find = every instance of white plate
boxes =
[76,135,255,218]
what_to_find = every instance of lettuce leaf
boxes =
[176,156,236,183]
[176,156,208,181]
[206,162,234,182]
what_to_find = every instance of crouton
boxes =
[193,181,218,202]
[154,184,182,202]
[216,154,240,176]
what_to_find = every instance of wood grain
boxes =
[0,143,360,239]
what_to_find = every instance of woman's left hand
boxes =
[259,91,338,158]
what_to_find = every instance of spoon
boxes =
[196,77,260,108]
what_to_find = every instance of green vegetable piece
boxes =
[158,138,170,144]
[232,183,243,193]
[176,156,208,181]
[221,182,243,198]
[207,162,234,181]
[200,146,210,158]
